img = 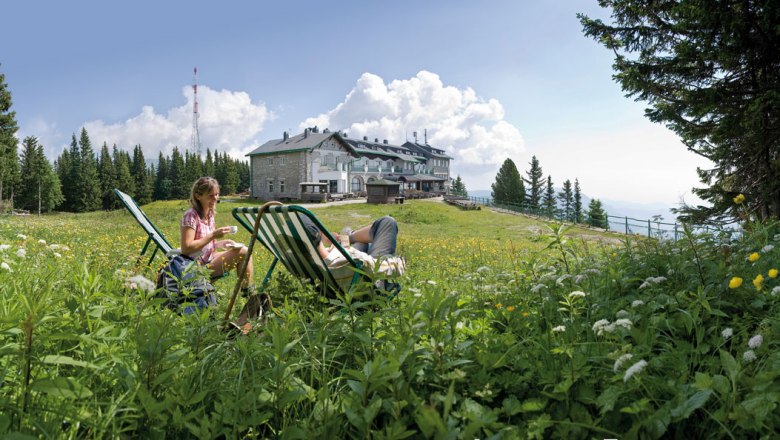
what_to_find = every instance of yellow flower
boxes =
[753,274,764,290]
[748,252,760,262]
[769,268,778,279]
[495,303,503,309]
[733,194,745,204]
[729,277,743,289]
[506,305,516,312]
[521,312,529,317]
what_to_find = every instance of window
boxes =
[267,180,274,193]
[279,156,286,165]
[351,177,361,192]
[267,158,273,166]
[279,180,285,193]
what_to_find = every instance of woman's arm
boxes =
[180,225,230,255]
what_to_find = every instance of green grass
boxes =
[1,200,778,438]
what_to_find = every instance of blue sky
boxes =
[4,0,710,207]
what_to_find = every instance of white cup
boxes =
[229,226,238,234]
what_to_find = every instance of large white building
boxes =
[246,127,452,201]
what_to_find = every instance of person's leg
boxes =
[209,248,254,288]
[366,216,398,257]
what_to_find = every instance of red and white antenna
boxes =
[190,67,202,156]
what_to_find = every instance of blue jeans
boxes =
[352,216,398,257]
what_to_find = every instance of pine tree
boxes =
[573,178,583,223]
[558,179,573,221]
[55,147,72,211]
[237,159,250,192]
[0,64,20,211]
[581,1,780,222]
[587,198,608,228]
[168,147,187,199]
[204,148,215,178]
[153,152,171,200]
[491,158,525,208]
[132,145,152,204]
[113,146,134,208]
[76,128,101,212]
[17,136,62,213]
[62,133,81,212]
[524,155,544,213]
[451,175,467,196]
[542,175,556,218]
[98,143,116,210]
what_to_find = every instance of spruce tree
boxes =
[237,159,250,192]
[451,175,467,196]
[76,128,101,212]
[62,134,81,212]
[113,147,135,207]
[542,175,556,218]
[573,178,583,223]
[0,64,19,211]
[524,155,543,213]
[587,198,608,229]
[17,136,62,213]
[168,147,187,199]
[580,1,780,222]
[98,143,116,210]
[153,152,171,200]
[204,148,215,177]
[55,147,72,211]
[491,158,525,208]
[558,179,573,222]
[132,145,152,204]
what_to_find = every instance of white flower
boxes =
[762,244,774,253]
[17,234,27,240]
[721,328,733,339]
[748,334,763,349]
[531,284,546,293]
[639,276,667,289]
[53,252,62,258]
[455,322,465,330]
[592,319,613,336]
[38,239,47,245]
[552,325,566,333]
[0,244,9,252]
[16,248,26,258]
[0,262,10,271]
[614,318,633,330]
[556,274,571,286]
[743,350,757,363]
[426,280,437,286]
[613,353,633,372]
[586,268,602,275]
[124,275,156,294]
[631,300,644,308]
[623,359,648,382]
[772,286,780,297]
[574,274,588,284]
[616,309,630,319]
[476,266,491,273]
[569,290,587,298]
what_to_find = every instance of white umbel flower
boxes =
[0,262,11,271]
[743,350,757,363]
[613,353,633,372]
[16,249,26,258]
[721,328,733,339]
[552,325,566,333]
[748,334,763,349]
[623,359,648,382]
[568,290,587,298]
[631,300,644,308]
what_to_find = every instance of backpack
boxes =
[155,254,216,314]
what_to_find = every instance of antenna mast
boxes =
[190,67,202,156]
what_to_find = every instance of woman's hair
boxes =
[189,176,220,218]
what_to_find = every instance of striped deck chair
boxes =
[232,204,365,298]
[114,188,178,265]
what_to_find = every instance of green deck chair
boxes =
[114,188,177,266]
[232,204,365,298]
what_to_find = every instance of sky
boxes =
[3,0,712,209]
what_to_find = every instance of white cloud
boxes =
[83,86,272,159]
[301,70,525,178]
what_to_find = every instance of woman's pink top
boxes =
[181,207,215,264]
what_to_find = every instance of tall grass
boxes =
[0,200,778,438]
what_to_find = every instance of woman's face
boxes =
[196,187,220,213]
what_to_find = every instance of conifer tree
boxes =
[61,133,81,212]
[98,143,116,210]
[451,175,467,196]
[0,64,19,211]
[154,152,171,200]
[168,147,187,199]
[17,136,63,213]
[55,147,72,211]
[113,146,134,207]
[132,145,152,204]
[558,179,574,221]
[525,155,543,213]
[542,175,556,218]
[76,128,101,212]
[491,158,525,207]
[573,178,583,223]
[587,198,608,228]
[204,148,215,178]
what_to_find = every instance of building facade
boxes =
[247,127,453,200]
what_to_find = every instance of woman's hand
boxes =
[212,226,232,240]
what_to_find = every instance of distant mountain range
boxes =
[467,190,678,223]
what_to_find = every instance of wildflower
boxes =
[614,318,633,330]
[748,252,760,262]
[0,262,10,271]
[623,359,648,382]
[426,280,437,285]
[556,274,572,286]
[748,334,763,349]
[729,277,743,289]
[455,322,464,330]
[530,284,546,293]
[0,244,9,252]
[17,234,27,240]
[585,268,602,275]
[721,328,733,339]
[506,305,516,312]
[631,300,644,308]
[38,239,47,245]
[616,309,630,319]
[762,244,774,253]
[476,266,491,273]
[568,290,587,298]
[772,286,780,297]
[639,276,667,289]
[592,319,615,336]
[495,303,503,309]
[613,353,633,372]
[521,312,529,317]
[733,193,745,204]
[574,274,588,284]
[552,325,566,333]
[753,274,764,290]
[769,269,778,279]
[16,249,26,258]
[53,252,62,258]
[743,350,757,363]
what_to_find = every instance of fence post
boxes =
[648,220,652,238]
[625,217,629,235]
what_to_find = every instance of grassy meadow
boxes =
[1,199,779,438]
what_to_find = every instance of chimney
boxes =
[283,131,289,141]
[424,129,427,144]
[413,131,418,143]
[383,139,388,144]
[304,128,309,138]
[363,136,368,141]
[374,138,379,143]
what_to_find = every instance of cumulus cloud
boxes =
[301,70,524,180]
[84,86,272,159]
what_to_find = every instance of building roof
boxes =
[246,130,343,156]
[402,141,454,160]
[387,174,447,182]
[365,178,400,186]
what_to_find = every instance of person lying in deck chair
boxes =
[300,215,405,293]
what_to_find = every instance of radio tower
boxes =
[190,67,202,156]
